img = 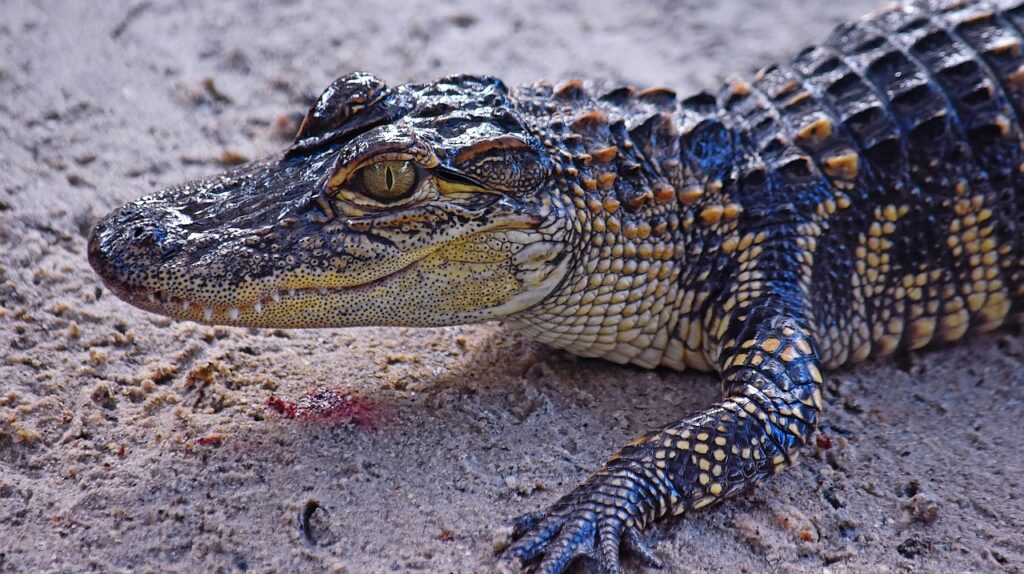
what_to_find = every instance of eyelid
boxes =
[358,152,417,165]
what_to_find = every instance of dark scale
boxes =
[87,1,1023,573]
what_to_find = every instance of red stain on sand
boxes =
[267,387,377,429]
[196,434,224,447]
[266,395,297,419]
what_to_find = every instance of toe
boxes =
[597,520,624,574]
[533,511,597,574]
[504,512,567,564]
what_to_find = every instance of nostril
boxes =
[127,221,167,247]
[131,225,153,246]
[88,203,185,294]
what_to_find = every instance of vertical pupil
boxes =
[385,166,394,190]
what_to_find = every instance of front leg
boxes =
[502,312,823,574]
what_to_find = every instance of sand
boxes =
[1,0,1022,572]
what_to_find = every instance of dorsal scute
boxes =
[295,72,387,141]
[290,72,413,154]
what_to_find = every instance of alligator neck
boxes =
[505,81,742,370]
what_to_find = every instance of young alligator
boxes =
[88,0,1024,572]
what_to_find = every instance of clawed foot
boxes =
[501,496,663,574]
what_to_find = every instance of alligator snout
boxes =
[88,203,183,301]
[84,152,334,322]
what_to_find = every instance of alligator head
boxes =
[88,72,575,328]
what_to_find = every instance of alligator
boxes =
[88,0,1024,572]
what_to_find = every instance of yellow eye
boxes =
[360,160,417,201]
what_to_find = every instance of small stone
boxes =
[902,492,941,524]
[897,535,932,558]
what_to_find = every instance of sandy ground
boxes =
[2,0,1023,572]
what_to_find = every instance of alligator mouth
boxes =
[125,256,423,326]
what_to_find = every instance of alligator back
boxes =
[712,0,1024,367]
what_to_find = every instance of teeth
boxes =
[253,301,263,314]
[229,307,240,320]
[147,293,157,303]
[318,288,328,295]
[182,301,191,311]
[271,291,281,303]
[203,307,213,321]
[288,288,296,297]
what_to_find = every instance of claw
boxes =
[624,527,663,569]
[512,510,547,538]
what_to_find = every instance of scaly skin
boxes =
[88,1,1024,572]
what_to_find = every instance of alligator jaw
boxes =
[92,254,427,328]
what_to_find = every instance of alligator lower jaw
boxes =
[131,285,331,323]
[124,258,422,327]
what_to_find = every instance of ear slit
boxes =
[435,167,488,188]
